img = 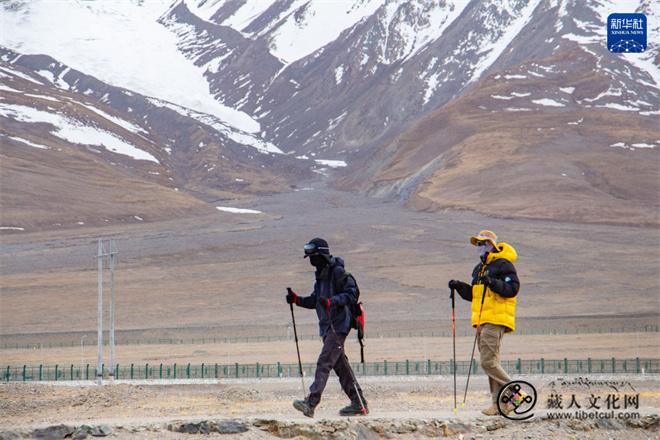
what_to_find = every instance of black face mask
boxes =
[309,254,328,268]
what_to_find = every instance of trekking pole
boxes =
[462,281,488,407]
[288,289,306,398]
[451,287,457,413]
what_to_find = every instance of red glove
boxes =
[286,288,299,305]
[320,298,332,310]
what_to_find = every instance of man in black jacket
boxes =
[286,238,367,418]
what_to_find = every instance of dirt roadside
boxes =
[1,375,658,439]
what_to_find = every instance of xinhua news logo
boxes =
[607,13,647,53]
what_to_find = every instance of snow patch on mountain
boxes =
[0,84,21,93]
[1,0,260,133]
[216,206,262,214]
[5,134,49,150]
[470,0,543,83]
[377,0,470,65]
[532,98,565,107]
[0,103,159,162]
[77,102,148,135]
[314,159,348,168]
[207,0,383,64]
[24,93,60,102]
[0,66,44,85]
[335,65,345,85]
[147,97,283,155]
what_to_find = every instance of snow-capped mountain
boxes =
[0,48,311,230]
[158,0,658,159]
[1,0,658,229]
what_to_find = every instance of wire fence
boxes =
[2,324,658,350]
[3,358,658,382]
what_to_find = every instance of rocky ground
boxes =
[1,375,658,439]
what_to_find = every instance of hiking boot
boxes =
[293,399,315,418]
[481,404,509,416]
[339,399,369,416]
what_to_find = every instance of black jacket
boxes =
[297,256,357,337]
[455,258,520,302]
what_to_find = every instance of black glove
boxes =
[448,280,462,290]
[286,287,299,305]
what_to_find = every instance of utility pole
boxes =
[97,240,104,384]
[108,241,116,382]
[96,239,118,385]
[80,335,87,379]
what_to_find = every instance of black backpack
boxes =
[335,271,366,363]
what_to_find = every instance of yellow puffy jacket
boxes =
[471,242,519,332]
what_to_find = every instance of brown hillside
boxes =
[340,48,660,226]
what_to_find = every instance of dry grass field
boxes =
[1,332,656,366]
[1,188,657,343]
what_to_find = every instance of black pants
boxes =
[307,331,364,407]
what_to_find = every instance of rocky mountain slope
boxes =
[159,0,660,224]
[0,49,311,230]
[1,0,658,228]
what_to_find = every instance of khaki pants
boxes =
[477,323,512,404]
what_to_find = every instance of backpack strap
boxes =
[334,270,352,296]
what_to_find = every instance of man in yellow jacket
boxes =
[449,230,520,416]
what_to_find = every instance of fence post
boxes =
[406,360,410,375]
[427,359,431,375]
[23,365,26,382]
[70,364,74,380]
[541,358,545,374]
[256,362,260,378]
[146,363,149,379]
[564,358,568,374]
[277,362,282,377]
[201,363,205,379]
[186,363,190,379]
[215,363,218,379]
[636,357,640,374]
[588,358,592,373]
[39,364,43,381]
[174,363,177,378]
[130,363,134,379]
[384,360,388,376]
[55,364,59,381]
[612,357,616,373]
[517,358,521,374]
[235,363,239,379]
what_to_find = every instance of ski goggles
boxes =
[303,243,329,258]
